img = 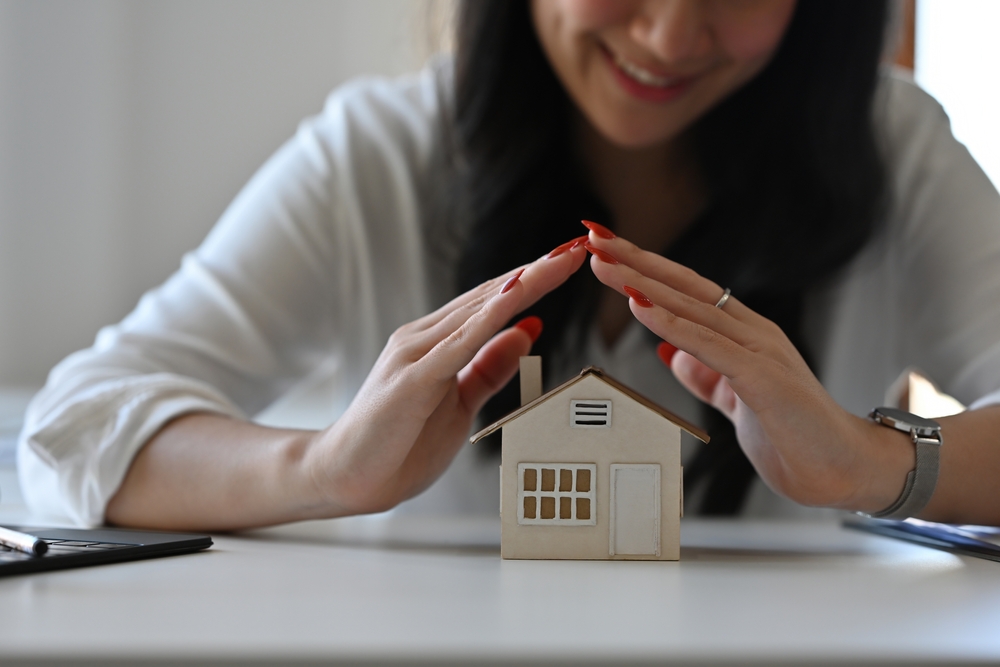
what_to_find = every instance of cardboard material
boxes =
[519,356,543,406]
[476,363,709,562]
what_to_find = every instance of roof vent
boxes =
[571,400,612,428]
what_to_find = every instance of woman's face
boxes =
[532,0,798,148]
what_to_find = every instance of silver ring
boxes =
[714,287,731,309]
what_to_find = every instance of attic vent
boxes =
[571,400,612,428]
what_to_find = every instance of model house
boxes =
[471,356,709,561]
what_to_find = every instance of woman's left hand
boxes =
[583,227,915,513]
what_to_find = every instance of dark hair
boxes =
[454,0,889,514]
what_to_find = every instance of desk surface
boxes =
[1,507,999,667]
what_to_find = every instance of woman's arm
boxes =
[19,67,462,526]
[106,245,588,531]
[584,231,1000,525]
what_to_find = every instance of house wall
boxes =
[500,375,681,560]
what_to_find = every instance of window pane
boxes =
[523,496,536,519]
[541,468,555,492]
[560,497,572,519]
[540,496,556,519]
[523,468,537,492]
[559,469,572,492]
[577,498,591,521]
[576,468,591,493]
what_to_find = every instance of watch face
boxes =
[873,407,941,433]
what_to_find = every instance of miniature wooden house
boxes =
[471,357,709,561]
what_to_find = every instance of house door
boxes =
[609,464,661,557]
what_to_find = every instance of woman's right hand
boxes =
[303,237,589,516]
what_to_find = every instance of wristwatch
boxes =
[861,407,943,520]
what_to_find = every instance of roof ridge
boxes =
[469,365,709,444]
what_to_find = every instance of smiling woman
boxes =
[456,0,896,514]
[16,0,1000,530]
[532,0,797,145]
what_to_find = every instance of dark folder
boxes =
[0,525,212,577]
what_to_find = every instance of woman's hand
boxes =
[304,237,590,516]
[108,238,588,531]
[582,225,915,513]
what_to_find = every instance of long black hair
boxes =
[454,0,889,514]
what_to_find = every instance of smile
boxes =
[610,50,680,88]
[599,44,693,104]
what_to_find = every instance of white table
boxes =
[1,496,999,667]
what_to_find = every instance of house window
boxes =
[517,463,597,526]
[570,399,612,428]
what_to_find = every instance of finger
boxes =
[660,337,743,423]
[415,267,539,385]
[710,374,740,418]
[407,268,520,334]
[624,294,753,383]
[512,239,589,312]
[409,236,587,335]
[457,326,533,415]
[669,349,723,404]
[583,227,760,324]
[405,243,586,361]
[590,254,758,347]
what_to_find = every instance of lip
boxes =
[599,43,694,104]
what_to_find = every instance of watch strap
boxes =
[868,430,942,520]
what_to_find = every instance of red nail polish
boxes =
[570,234,589,249]
[545,239,576,259]
[584,242,620,265]
[514,315,543,343]
[582,220,616,239]
[657,341,678,366]
[623,285,653,307]
[500,268,525,294]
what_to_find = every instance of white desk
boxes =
[1,499,999,667]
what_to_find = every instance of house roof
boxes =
[469,366,710,444]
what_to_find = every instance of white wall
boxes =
[915,0,1000,189]
[0,0,442,386]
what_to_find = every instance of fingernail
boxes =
[582,220,615,239]
[584,242,619,264]
[545,239,576,259]
[657,341,678,366]
[514,315,543,343]
[500,268,525,294]
[623,285,653,307]
[546,235,590,259]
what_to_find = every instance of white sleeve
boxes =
[882,75,1000,409]
[17,67,448,526]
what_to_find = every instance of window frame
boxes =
[517,462,598,526]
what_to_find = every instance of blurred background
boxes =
[0,0,451,478]
[0,0,998,470]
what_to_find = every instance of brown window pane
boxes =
[523,468,537,491]
[560,497,571,519]
[523,496,536,519]
[559,469,572,492]
[540,496,556,519]
[541,468,555,492]
[577,498,591,521]
[576,468,591,493]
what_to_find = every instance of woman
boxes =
[19,0,1000,528]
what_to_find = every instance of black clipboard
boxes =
[0,525,212,577]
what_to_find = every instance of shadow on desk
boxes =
[239,514,503,556]
[679,545,864,562]
[238,516,872,563]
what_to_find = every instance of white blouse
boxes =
[18,60,1000,526]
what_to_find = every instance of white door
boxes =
[610,464,660,556]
